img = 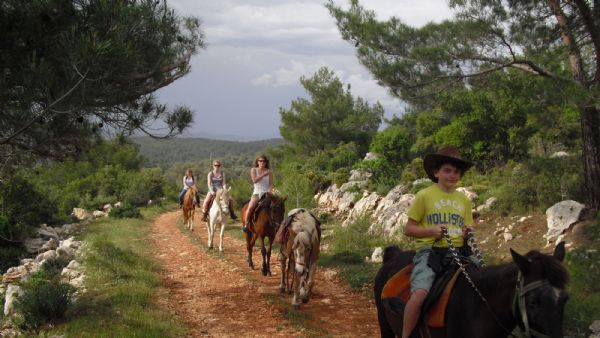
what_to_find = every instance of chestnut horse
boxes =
[207,187,231,252]
[278,208,321,309]
[182,187,197,231]
[241,192,286,276]
[374,242,569,338]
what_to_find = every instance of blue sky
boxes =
[156,0,454,141]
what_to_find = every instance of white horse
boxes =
[278,208,321,310]
[207,187,231,251]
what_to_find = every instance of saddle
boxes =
[380,249,470,328]
[274,209,321,245]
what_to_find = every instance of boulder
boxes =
[589,320,600,338]
[348,169,372,182]
[368,247,384,263]
[37,224,60,241]
[71,207,92,221]
[476,197,497,214]
[343,192,381,227]
[92,210,107,218]
[544,200,585,243]
[456,187,478,203]
[23,238,45,254]
[3,284,24,316]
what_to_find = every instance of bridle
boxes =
[442,228,554,338]
[512,273,553,338]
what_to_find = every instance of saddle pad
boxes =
[424,268,460,328]
[381,263,414,302]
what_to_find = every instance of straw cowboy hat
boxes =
[423,145,473,183]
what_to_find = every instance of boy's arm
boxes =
[404,218,445,240]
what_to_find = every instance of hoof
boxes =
[302,298,309,304]
[292,303,300,310]
[279,286,285,294]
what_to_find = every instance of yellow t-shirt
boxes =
[407,184,473,248]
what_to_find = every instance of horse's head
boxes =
[510,242,569,338]
[216,187,231,214]
[268,193,287,227]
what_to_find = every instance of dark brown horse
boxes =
[374,242,569,338]
[241,193,286,276]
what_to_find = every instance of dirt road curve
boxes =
[150,211,379,337]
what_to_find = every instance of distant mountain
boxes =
[131,136,285,167]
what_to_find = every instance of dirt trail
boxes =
[150,211,379,337]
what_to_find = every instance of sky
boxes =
[156,0,454,141]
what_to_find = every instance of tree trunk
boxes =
[581,105,600,211]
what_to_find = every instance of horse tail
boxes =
[383,245,402,264]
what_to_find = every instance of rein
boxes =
[441,228,519,337]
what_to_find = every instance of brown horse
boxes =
[241,192,286,276]
[182,187,197,231]
[278,208,321,310]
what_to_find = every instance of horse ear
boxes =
[511,248,531,273]
[227,186,231,191]
[282,195,287,202]
[553,241,566,262]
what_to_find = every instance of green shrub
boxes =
[110,205,142,219]
[14,271,74,330]
[0,245,25,274]
[0,175,59,241]
[485,157,584,215]
[330,216,389,259]
[564,248,600,336]
[41,256,72,278]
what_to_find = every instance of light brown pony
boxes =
[241,192,286,276]
[278,208,321,309]
[182,187,197,231]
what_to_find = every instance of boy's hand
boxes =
[431,225,446,240]
[462,226,473,239]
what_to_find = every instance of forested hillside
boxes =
[132,137,285,168]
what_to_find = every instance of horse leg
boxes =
[302,264,317,304]
[287,255,295,294]
[291,270,302,310]
[218,220,225,252]
[190,209,195,232]
[206,215,213,249]
[260,238,268,276]
[279,253,287,293]
[265,238,273,277]
[246,232,256,270]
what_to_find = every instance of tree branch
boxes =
[570,0,600,82]
[0,72,87,146]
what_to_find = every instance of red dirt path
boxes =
[150,211,379,337]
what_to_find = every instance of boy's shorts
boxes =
[410,247,435,294]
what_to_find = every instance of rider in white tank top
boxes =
[252,168,270,195]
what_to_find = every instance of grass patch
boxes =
[564,247,600,337]
[45,204,186,337]
[319,216,393,291]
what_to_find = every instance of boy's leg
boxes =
[402,289,428,338]
[403,248,435,338]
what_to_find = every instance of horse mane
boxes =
[214,187,224,202]
[473,249,569,290]
[524,250,569,288]
[383,245,403,264]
